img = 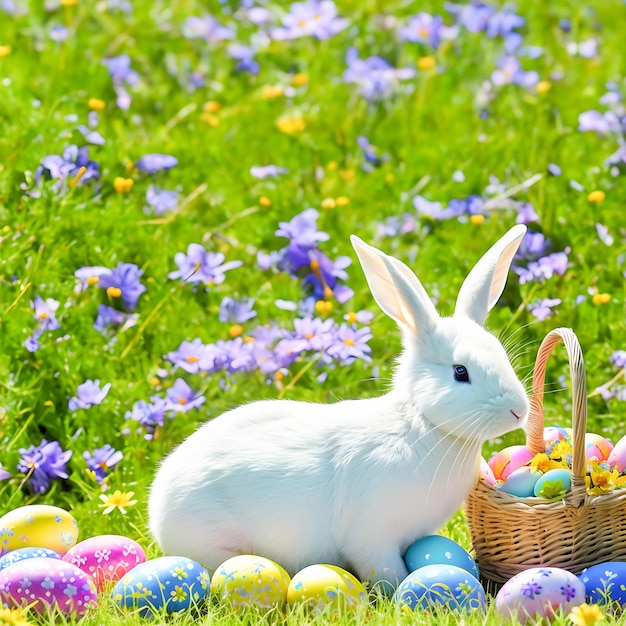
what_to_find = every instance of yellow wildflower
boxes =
[536,80,552,94]
[568,603,604,626]
[106,286,122,299]
[335,196,349,206]
[315,300,333,315]
[470,214,485,225]
[99,490,138,514]
[530,453,550,473]
[292,73,308,86]
[203,100,220,113]
[592,293,610,305]
[587,190,605,203]
[0,46,12,58]
[88,98,105,112]
[259,196,272,207]
[586,460,619,495]
[275,115,306,134]
[0,607,33,626]
[229,325,243,339]
[321,198,336,210]
[417,56,436,71]
[114,177,134,193]
[61,0,77,5]
[261,85,284,99]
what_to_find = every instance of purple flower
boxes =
[74,265,111,291]
[547,163,562,176]
[24,336,39,352]
[125,398,167,438]
[528,298,561,321]
[144,185,179,216]
[103,55,139,110]
[276,208,329,255]
[413,195,465,220]
[596,223,614,246]
[578,110,624,134]
[31,295,61,332]
[293,317,336,352]
[491,56,539,88]
[610,351,626,368]
[516,231,550,259]
[135,153,178,174]
[272,0,348,41]
[165,378,206,413]
[168,243,243,284]
[326,324,373,364]
[97,262,147,311]
[165,338,216,374]
[485,9,525,38]
[398,12,457,48]
[516,202,539,224]
[250,165,289,179]
[17,439,72,494]
[228,43,260,74]
[0,463,11,481]
[358,136,388,171]
[303,250,354,304]
[94,304,138,334]
[182,15,235,43]
[83,445,123,483]
[444,1,494,32]
[513,252,569,284]
[343,47,416,100]
[219,297,257,324]
[68,379,112,411]
[35,145,100,189]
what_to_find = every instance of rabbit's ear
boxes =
[454,224,526,325]
[351,236,438,337]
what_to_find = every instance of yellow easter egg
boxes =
[0,505,78,557]
[287,564,367,613]
[210,555,291,609]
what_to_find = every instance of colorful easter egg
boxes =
[533,468,571,498]
[544,426,570,443]
[210,554,291,609]
[287,564,367,613]
[496,567,585,624]
[395,564,486,613]
[608,434,626,472]
[479,457,496,485]
[0,556,97,616]
[488,446,533,481]
[404,535,479,580]
[0,505,78,557]
[585,433,613,462]
[112,556,210,616]
[579,561,626,608]
[0,547,61,571]
[500,466,542,498]
[63,534,146,591]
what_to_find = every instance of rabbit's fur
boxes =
[149,225,530,589]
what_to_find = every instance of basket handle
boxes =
[525,328,588,501]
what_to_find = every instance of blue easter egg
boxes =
[404,535,479,579]
[395,564,486,613]
[500,466,542,498]
[579,562,626,607]
[112,556,210,616]
[533,468,571,498]
[0,547,62,571]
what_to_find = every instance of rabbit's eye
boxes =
[453,364,470,383]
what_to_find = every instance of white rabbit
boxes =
[148,225,529,590]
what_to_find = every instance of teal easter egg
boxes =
[500,466,542,497]
[0,547,62,571]
[579,561,626,607]
[404,535,479,580]
[533,469,571,498]
[112,556,210,616]
[210,555,291,609]
[395,564,486,613]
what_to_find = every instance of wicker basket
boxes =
[466,327,626,584]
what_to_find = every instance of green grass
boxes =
[2,0,626,623]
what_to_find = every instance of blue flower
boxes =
[124,399,167,439]
[96,262,147,311]
[398,12,457,48]
[219,297,257,324]
[17,439,72,494]
[271,0,348,41]
[83,444,123,483]
[135,153,178,174]
[68,379,111,411]
[164,379,206,413]
[144,185,179,216]
[169,243,242,285]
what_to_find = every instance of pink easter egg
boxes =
[479,457,496,485]
[496,567,585,624]
[585,433,613,462]
[488,446,533,481]
[543,426,570,443]
[62,534,146,591]
[0,556,98,616]
[608,434,626,472]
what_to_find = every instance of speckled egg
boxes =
[287,564,367,613]
[0,556,98,616]
[112,556,210,616]
[479,457,496,485]
[488,446,533,481]
[62,534,146,591]
[585,433,614,462]
[500,467,542,498]
[0,505,78,557]
[496,567,585,624]
[404,535,479,580]
[0,547,61,571]
[395,564,486,613]
[608,434,626,472]
[533,468,571,498]
[579,561,626,608]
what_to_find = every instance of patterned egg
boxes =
[62,534,146,591]
[0,505,78,557]
[579,561,626,608]
[496,567,585,624]
[210,554,291,609]
[533,468,571,498]
[585,433,613,462]
[112,556,210,617]
[488,446,533,481]
[479,457,496,485]
[0,547,61,571]
[544,426,571,443]
[395,564,486,613]
[609,434,626,472]
[0,556,98,616]
[287,564,367,613]
[500,467,542,498]
[404,535,479,580]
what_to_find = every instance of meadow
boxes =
[1,0,626,623]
